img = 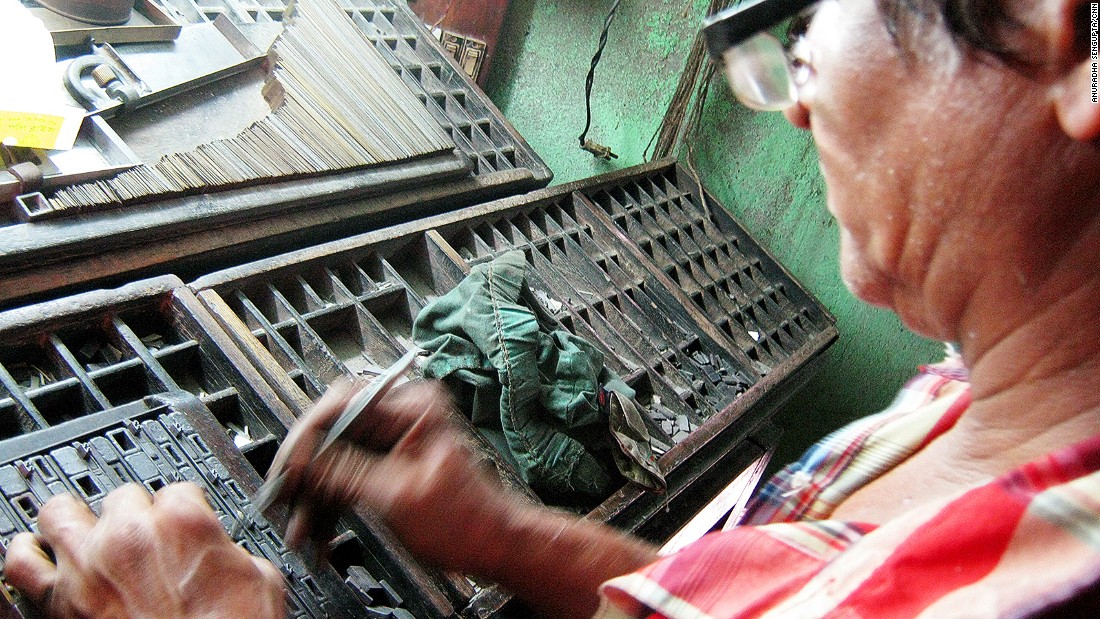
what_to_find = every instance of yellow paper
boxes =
[0,111,66,150]
[0,0,86,150]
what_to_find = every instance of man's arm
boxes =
[478,504,658,617]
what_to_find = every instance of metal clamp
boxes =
[64,55,140,111]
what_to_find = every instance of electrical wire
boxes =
[577,0,623,160]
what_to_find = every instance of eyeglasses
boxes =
[703,0,821,111]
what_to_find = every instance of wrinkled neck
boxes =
[950,214,1100,466]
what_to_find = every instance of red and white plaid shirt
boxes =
[596,360,1100,618]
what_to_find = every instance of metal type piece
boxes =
[345,565,379,605]
[439,31,487,81]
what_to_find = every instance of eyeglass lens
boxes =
[716,1,821,111]
[721,32,798,111]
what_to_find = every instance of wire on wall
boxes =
[577,0,623,161]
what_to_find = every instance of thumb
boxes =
[5,533,58,608]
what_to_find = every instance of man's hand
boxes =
[270,379,659,617]
[270,380,521,574]
[3,482,285,619]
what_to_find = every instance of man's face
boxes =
[782,0,1022,337]
[787,0,931,307]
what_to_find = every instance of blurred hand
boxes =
[4,482,285,619]
[270,380,522,574]
[272,379,659,617]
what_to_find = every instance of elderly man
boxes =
[6,0,1100,614]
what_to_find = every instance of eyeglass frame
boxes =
[703,0,819,56]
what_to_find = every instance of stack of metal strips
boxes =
[45,0,454,213]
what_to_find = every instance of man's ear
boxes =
[1051,0,1100,141]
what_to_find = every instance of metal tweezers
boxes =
[230,348,423,539]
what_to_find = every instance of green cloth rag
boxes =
[412,250,664,497]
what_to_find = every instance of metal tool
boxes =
[60,19,269,118]
[231,348,423,538]
[5,115,140,217]
[37,0,135,26]
[64,55,141,111]
[29,2,182,48]
[0,163,43,204]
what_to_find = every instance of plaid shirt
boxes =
[596,360,1100,618]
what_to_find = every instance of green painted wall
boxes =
[484,0,942,465]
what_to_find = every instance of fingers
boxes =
[249,556,288,617]
[36,494,96,561]
[349,381,455,450]
[4,532,57,606]
[269,380,452,502]
[269,378,459,544]
[152,481,207,509]
[293,377,363,437]
[150,483,228,545]
[284,445,381,549]
[285,507,311,549]
[285,504,338,552]
[389,400,451,456]
[7,484,291,619]
[250,555,285,589]
[100,483,153,516]
[268,379,360,481]
[297,441,439,523]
